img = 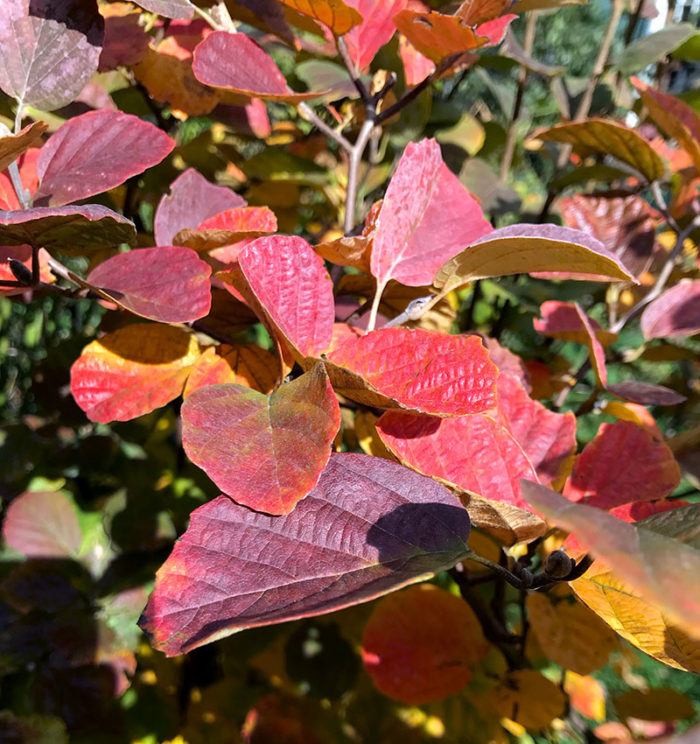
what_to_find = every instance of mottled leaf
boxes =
[0,205,136,251]
[193,31,325,102]
[534,119,665,183]
[0,0,104,111]
[434,223,634,295]
[183,344,278,397]
[641,280,700,339]
[139,452,471,655]
[86,246,211,323]
[523,481,700,636]
[563,420,680,509]
[361,584,489,704]
[135,0,195,18]
[371,139,492,295]
[343,0,410,71]
[3,490,81,558]
[33,110,174,206]
[328,328,498,416]
[70,324,200,423]
[174,206,277,253]
[278,0,362,34]
[181,363,340,514]
[154,168,246,247]
[238,235,335,359]
[0,121,47,173]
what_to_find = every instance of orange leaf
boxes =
[278,0,362,34]
[489,670,566,730]
[183,344,278,397]
[564,672,606,722]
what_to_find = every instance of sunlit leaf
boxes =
[564,672,606,722]
[183,344,278,397]
[135,0,195,19]
[362,584,489,704]
[70,324,200,423]
[641,280,700,339]
[398,35,435,86]
[0,147,39,209]
[139,452,472,655]
[174,206,278,252]
[343,0,410,71]
[278,0,362,34]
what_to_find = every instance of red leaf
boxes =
[376,411,539,510]
[563,421,681,509]
[154,168,246,247]
[181,363,340,514]
[193,31,325,102]
[641,280,700,339]
[0,204,136,250]
[138,451,471,656]
[174,206,278,252]
[610,499,689,523]
[238,235,335,358]
[3,491,81,558]
[33,110,174,207]
[371,139,492,292]
[86,246,211,323]
[98,13,150,72]
[496,374,576,489]
[0,147,39,209]
[482,335,531,391]
[362,584,489,704]
[327,328,498,416]
[343,0,410,71]
[70,324,200,423]
[398,34,435,86]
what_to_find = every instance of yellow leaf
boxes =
[490,670,566,730]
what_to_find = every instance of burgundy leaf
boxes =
[87,246,212,323]
[641,280,700,339]
[181,363,341,514]
[0,0,104,111]
[0,205,136,250]
[607,381,686,406]
[98,14,150,71]
[154,168,246,247]
[3,490,81,558]
[238,235,335,358]
[371,138,492,291]
[33,111,174,207]
[193,31,325,102]
[139,451,471,656]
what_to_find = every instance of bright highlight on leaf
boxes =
[139,452,471,655]
[183,344,278,397]
[278,0,362,34]
[181,363,340,514]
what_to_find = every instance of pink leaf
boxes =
[344,0,410,71]
[641,280,700,339]
[87,246,212,323]
[138,451,471,655]
[33,110,174,206]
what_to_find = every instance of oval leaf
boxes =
[33,110,175,207]
[181,363,340,514]
[641,280,700,339]
[136,0,195,18]
[343,0,410,71]
[327,328,498,416]
[608,380,686,406]
[238,235,335,358]
[138,451,471,655]
[87,246,212,323]
[174,206,278,252]
[193,31,325,102]
[534,300,618,346]
[70,324,200,423]
[279,0,362,34]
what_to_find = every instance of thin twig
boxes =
[375,72,436,124]
[298,102,353,151]
[336,36,372,105]
[345,118,375,234]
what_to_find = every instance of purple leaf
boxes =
[139,452,470,656]
[154,168,246,247]
[641,280,700,339]
[87,246,212,323]
[0,205,136,250]
[608,381,686,406]
[0,0,104,111]
[34,110,175,207]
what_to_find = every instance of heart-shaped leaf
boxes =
[641,280,700,339]
[139,451,471,655]
[33,110,175,207]
[86,246,212,323]
[0,0,104,111]
[0,205,136,250]
[71,324,200,423]
[327,328,498,416]
[181,363,340,514]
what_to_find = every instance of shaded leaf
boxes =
[154,168,246,247]
[617,24,698,74]
[278,0,362,34]
[0,121,47,173]
[434,223,634,295]
[614,688,695,722]
[3,490,81,558]
[512,0,585,9]
[174,206,278,252]
[361,584,489,704]
[98,11,150,71]
[457,491,545,545]
[563,420,680,509]
[371,138,492,294]
[534,299,617,346]
[33,110,174,206]
[139,452,471,656]
[533,119,665,182]
[183,344,278,397]
[608,381,686,406]
[0,0,104,111]
[193,31,325,102]
[523,481,700,636]
[327,328,498,416]
[343,0,410,71]
[181,363,340,514]
[0,245,54,297]
[641,280,700,339]
[70,324,200,423]
[0,205,136,251]
[86,246,211,323]
[489,670,566,730]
